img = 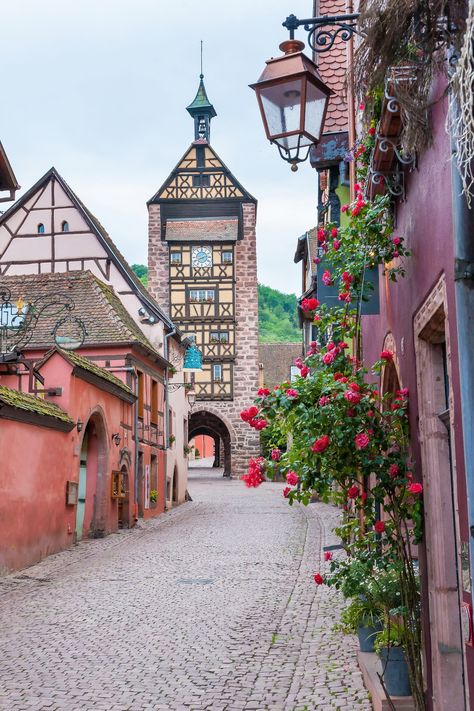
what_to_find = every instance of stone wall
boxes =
[148,204,170,313]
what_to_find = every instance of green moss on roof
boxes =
[60,349,133,395]
[0,385,73,423]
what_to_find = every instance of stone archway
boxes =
[189,410,233,476]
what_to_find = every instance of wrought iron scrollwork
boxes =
[370,169,405,200]
[378,137,416,167]
[282,13,360,52]
[0,287,87,361]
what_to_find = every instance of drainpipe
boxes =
[164,327,177,507]
[450,90,474,594]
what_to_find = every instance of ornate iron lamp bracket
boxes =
[282,13,360,53]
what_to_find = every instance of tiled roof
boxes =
[0,384,73,424]
[54,348,134,396]
[166,218,238,242]
[317,0,348,134]
[258,343,303,390]
[0,271,160,356]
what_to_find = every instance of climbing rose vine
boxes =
[240,182,424,708]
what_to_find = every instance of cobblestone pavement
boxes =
[0,468,371,711]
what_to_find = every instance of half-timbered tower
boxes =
[147,76,259,476]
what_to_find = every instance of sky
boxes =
[1,0,319,296]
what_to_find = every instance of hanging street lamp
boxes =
[250,39,332,171]
[250,12,360,170]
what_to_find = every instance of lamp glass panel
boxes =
[259,78,303,138]
[304,80,328,142]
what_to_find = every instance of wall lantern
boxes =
[76,418,83,433]
[187,390,196,407]
[250,39,333,171]
[111,432,121,447]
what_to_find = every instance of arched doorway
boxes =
[188,410,233,476]
[75,412,108,540]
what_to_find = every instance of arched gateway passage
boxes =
[189,410,233,477]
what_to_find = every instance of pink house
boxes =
[0,269,176,572]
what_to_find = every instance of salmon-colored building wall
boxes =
[0,419,73,573]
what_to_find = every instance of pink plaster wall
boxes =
[0,419,74,573]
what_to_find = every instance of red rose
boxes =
[341,204,349,213]
[286,388,299,399]
[397,388,409,398]
[339,342,349,349]
[307,297,319,311]
[389,464,399,478]
[248,406,258,418]
[346,408,355,417]
[271,448,281,462]
[314,573,324,585]
[283,486,292,498]
[374,520,386,533]
[312,435,330,453]
[286,471,299,486]
[253,419,268,431]
[240,410,251,422]
[324,551,333,561]
[322,352,336,365]
[355,432,370,450]
[317,228,327,244]
[313,256,321,264]
[392,236,401,245]
[319,396,330,406]
[368,126,376,136]
[257,388,270,397]
[380,350,393,361]
[347,485,359,499]
[342,271,353,285]
[344,390,362,404]
[408,482,423,495]
[393,251,399,258]
[300,366,310,378]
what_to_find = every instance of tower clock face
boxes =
[192,246,212,268]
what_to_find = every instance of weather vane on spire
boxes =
[200,40,203,79]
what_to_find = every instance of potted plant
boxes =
[168,434,176,447]
[336,598,384,652]
[375,623,412,697]
[149,490,158,505]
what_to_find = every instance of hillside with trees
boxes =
[131,265,301,343]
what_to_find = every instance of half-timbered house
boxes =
[147,76,260,476]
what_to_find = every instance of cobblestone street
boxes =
[0,468,371,711]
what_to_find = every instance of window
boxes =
[189,289,215,303]
[151,379,158,425]
[212,364,223,382]
[170,252,182,264]
[61,221,69,232]
[192,174,210,187]
[137,371,144,419]
[37,223,45,234]
[222,251,233,264]
[210,331,229,344]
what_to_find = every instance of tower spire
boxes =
[186,43,217,142]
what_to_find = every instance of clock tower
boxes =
[147,75,259,477]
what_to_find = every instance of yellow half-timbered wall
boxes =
[169,242,235,400]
